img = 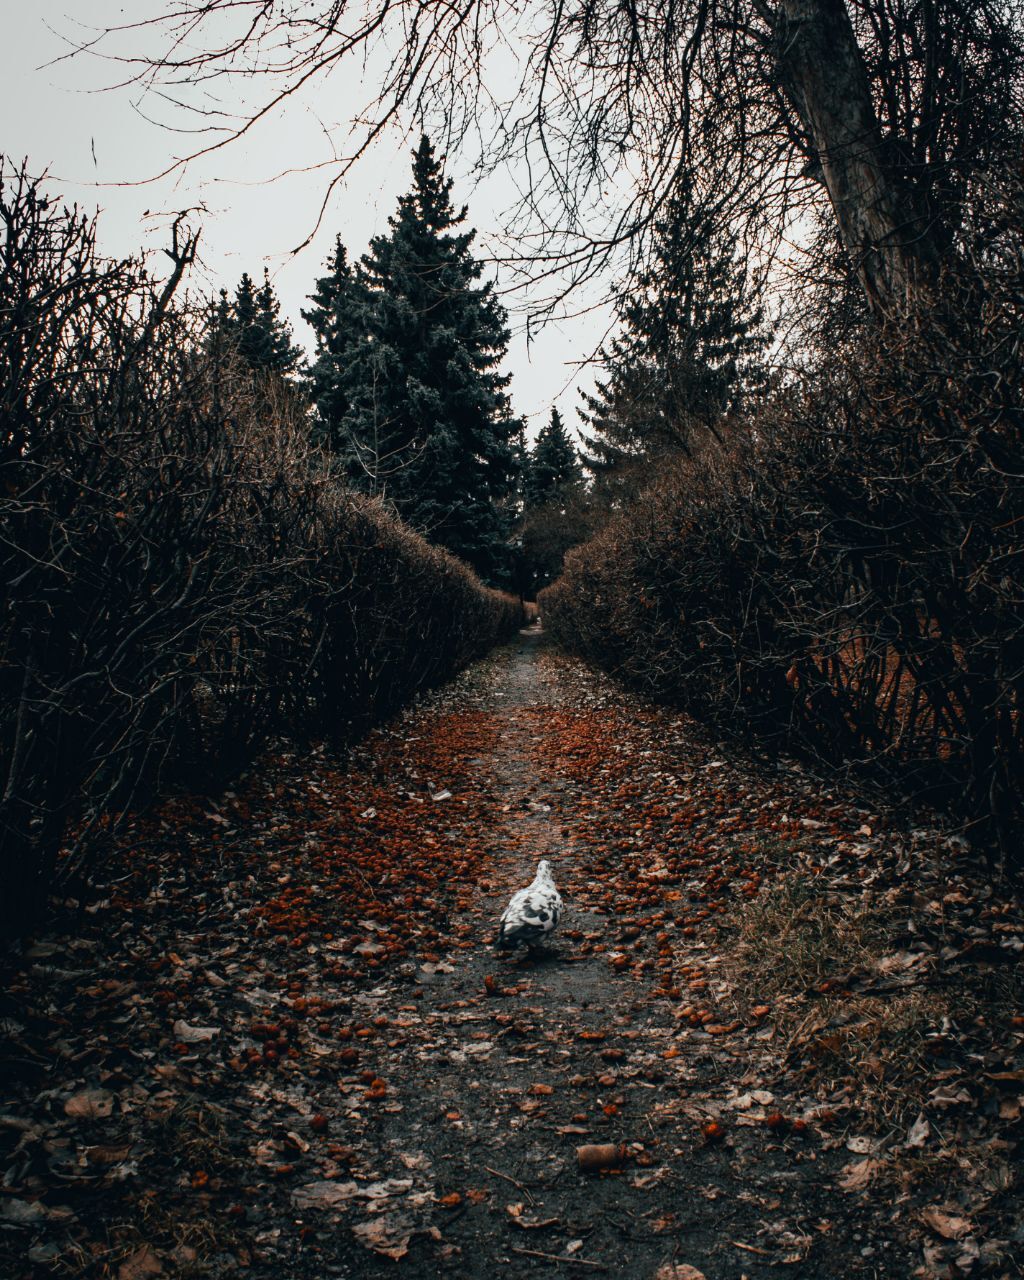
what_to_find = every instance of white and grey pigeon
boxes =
[497,859,563,950]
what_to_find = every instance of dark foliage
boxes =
[579,186,769,504]
[304,136,522,585]
[526,409,584,509]
[302,238,364,455]
[543,221,1024,870]
[0,163,522,939]
[513,410,591,596]
[214,269,305,376]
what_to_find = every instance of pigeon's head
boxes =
[537,859,553,878]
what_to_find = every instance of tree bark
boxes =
[776,0,943,316]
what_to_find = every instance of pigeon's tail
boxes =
[497,921,546,949]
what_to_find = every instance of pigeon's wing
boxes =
[499,886,531,929]
[499,884,561,946]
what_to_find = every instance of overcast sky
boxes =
[2,3,612,434]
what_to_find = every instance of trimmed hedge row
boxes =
[0,164,521,937]
[541,277,1024,871]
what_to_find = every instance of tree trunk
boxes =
[776,0,943,316]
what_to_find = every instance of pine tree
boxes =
[216,269,304,376]
[580,184,768,501]
[516,408,590,595]
[308,135,521,583]
[527,408,584,509]
[302,239,367,454]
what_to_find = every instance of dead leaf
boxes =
[171,1019,219,1043]
[117,1245,163,1280]
[655,1267,707,1280]
[86,1143,133,1166]
[0,1199,48,1224]
[905,1112,931,1148]
[505,1203,559,1229]
[64,1089,115,1120]
[920,1206,973,1240]
[352,1213,414,1259]
[838,1158,886,1192]
[291,1181,360,1209]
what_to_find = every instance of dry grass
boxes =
[730,868,1023,1135]
[732,872,942,1129]
[737,874,891,998]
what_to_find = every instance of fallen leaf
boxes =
[838,1158,885,1192]
[64,1089,115,1120]
[905,1112,931,1149]
[920,1206,973,1240]
[291,1181,361,1209]
[86,1143,133,1166]
[117,1245,163,1280]
[352,1213,414,1259]
[171,1019,219,1043]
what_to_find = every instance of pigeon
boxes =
[497,859,563,950]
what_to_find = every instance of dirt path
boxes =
[323,627,888,1279]
[3,629,1020,1279]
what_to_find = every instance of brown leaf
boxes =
[838,1158,885,1192]
[577,1143,627,1172]
[920,1206,973,1240]
[64,1089,115,1120]
[904,1112,931,1148]
[86,1143,133,1166]
[352,1213,414,1259]
[117,1245,163,1280]
[291,1180,360,1209]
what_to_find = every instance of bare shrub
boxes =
[543,188,1024,870]
[0,161,521,937]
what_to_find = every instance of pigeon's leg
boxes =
[525,940,560,963]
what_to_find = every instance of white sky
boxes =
[1,3,612,434]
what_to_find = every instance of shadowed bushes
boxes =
[0,163,521,937]
[542,258,1024,870]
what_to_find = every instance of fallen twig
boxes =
[510,1246,606,1270]
[731,1240,771,1256]
[484,1164,536,1205]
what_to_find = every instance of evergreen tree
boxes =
[302,240,367,454]
[216,269,304,376]
[509,424,531,513]
[516,408,589,595]
[307,135,521,583]
[580,185,768,501]
[526,407,583,508]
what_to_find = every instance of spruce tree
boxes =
[302,240,367,455]
[527,408,583,509]
[308,135,521,584]
[517,408,589,595]
[216,269,304,376]
[580,185,768,501]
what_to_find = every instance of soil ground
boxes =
[2,627,1021,1279]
